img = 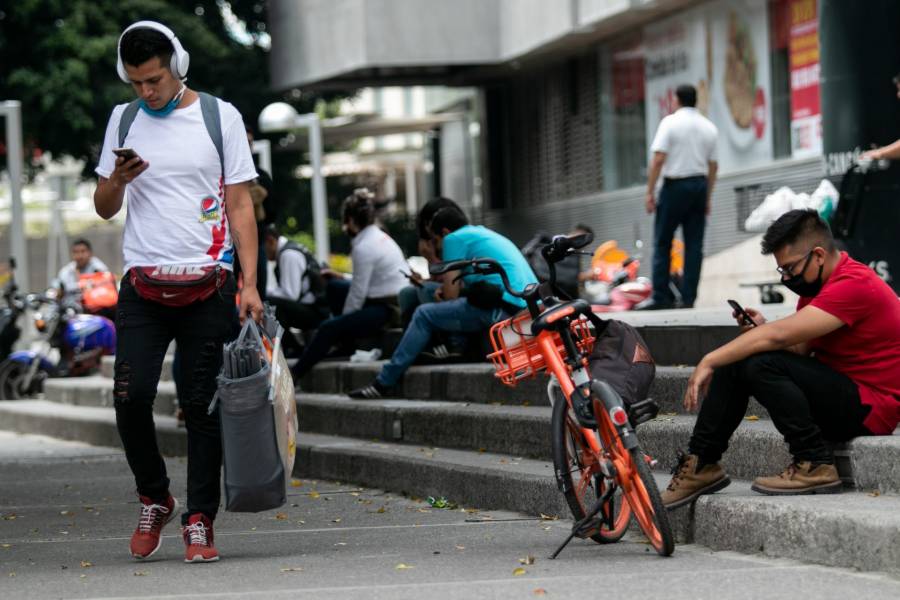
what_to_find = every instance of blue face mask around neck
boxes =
[139,84,186,118]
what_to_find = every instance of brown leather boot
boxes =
[661,453,731,509]
[751,461,842,495]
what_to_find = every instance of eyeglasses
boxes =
[776,250,814,279]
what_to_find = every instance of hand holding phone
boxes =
[112,147,142,162]
[727,299,757,328]
[399,269,423,288]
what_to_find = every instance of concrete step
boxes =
[100,355,175,381]
[297,394,900,494]
[2,399,899,576]
[42,375,178,417]
[304,361,767,417]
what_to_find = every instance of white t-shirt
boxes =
[95,97,257,272]
[650,107,719,179]
[269,237,315,304]
[54,256,110,293]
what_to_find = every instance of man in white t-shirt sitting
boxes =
[264,225,328,355]
[93,21,262,564]
[639,84,719,310]
[53,238,111,294]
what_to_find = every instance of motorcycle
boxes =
[0,289,116,399]
[0,258,24,360]
[583,240,684,311]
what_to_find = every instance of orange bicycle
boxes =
[431,232,673,557]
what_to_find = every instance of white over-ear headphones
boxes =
[116,21,190,83]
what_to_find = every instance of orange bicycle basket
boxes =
[488,311,595,386]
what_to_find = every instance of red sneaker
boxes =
[182,514,219,563]
[130,494,179,559]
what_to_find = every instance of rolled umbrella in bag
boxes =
[211,320,286,512]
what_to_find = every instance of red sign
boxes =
[788,0,821,156]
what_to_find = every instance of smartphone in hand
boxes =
[399,269,423,288]
[112,147,143,164]
[727,299,756,327]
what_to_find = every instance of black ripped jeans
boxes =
[113,273,237,524]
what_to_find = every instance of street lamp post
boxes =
[258,102,329,264]
[1,101,28,288]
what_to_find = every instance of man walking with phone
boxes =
[94,21,262,563]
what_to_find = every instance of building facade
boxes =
[268,0,900,298]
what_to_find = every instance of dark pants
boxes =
[689,351,872,465]
[268,296,328,354]
[653,176,707,306]
[113,274,237,524]
[291,304,392,379]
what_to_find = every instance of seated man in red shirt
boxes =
[663,209,900,507]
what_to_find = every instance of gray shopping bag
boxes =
[211,320,286,512]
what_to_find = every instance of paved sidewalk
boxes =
[1,430,899,600]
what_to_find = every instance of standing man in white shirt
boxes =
[640,84,718,310]
[290,189,407,381]
[93,21,262,564]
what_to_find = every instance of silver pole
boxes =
[306,117,329,264]
[3,101,27,288]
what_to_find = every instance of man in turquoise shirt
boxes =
[349,206,537,398]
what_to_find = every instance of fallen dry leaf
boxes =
[869,491,881,497]
[80,561,92,568]
[518,555,535,565]
[280,567,304,572]
[513,567,527,576]
[290,480,303,488]
[350,492,360,497]
[274,513,288,521]
[332,518,342,523]
[455,545,465,550]
[744,415,760,421]
[133,571,148,576]
[308,491,321,499]
[534,589,547,596]
[395,563,415,570]
[1,544,11,549]
[539,513,559,521]
[335,542,347,546]
[80,574,87,579]
[61,511,74,516]
[376,507,387,514]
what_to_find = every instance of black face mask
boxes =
[782,252,824,297]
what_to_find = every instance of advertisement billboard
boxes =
[644,0,773,172]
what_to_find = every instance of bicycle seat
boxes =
[531,299,592,335]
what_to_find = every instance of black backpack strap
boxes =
[197,92,224,178]
[117,100,142,149]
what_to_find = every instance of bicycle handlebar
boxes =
[428,231,595,301]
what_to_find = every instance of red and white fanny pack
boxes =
[130,265,227,307]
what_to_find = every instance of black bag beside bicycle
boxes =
[588,319,659,425]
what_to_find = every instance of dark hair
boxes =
[417,197,461,240]
[429,206,469,235]
[264,224,280,239]
[760,209,835,255]
[573,223,594,236]
[72,238,92,251]
[342,188,376,229]
[676,84,697,108]
[120,27,174,70]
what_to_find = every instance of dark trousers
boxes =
[689,351,872,465]
[268,296,329,354]
[653,176,707,306]
[113,274,237,523]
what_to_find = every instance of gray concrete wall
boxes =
[269,0,368,90]
[498,0,573,59]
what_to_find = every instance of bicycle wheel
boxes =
[551,392,630,543]
[620,446,675,556]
